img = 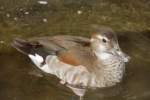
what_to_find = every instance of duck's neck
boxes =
[92,50,125,87]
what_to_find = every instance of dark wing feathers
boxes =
[12,35,90,57]
[12,38,53,60]
[12,38,42,55]
[12,35,97,71]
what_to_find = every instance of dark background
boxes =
[0,0,150,100]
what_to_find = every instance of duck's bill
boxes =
[117,50,131,62]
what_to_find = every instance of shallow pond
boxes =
[0,0,150,100]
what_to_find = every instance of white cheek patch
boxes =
[95,52,112,60]
[97,35,109,41]
[99,45,106,51]
[90,38,94,42]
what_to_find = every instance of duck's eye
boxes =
[102,38,107,43]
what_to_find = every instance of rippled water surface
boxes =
[0,0,150,100]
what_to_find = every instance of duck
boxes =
[12,25,130,100]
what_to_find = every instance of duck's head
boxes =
[90,25,130,62]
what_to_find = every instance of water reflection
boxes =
[0,0,150,100]
[0,31,150,100]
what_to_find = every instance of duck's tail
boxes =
[12,38,42,55]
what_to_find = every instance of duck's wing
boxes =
[12,35,99,87]
[30,35,90,50]
[56,46,97,70]
[12,35,94,70]
[12,35,90,54]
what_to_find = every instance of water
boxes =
[0,0,150,100]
